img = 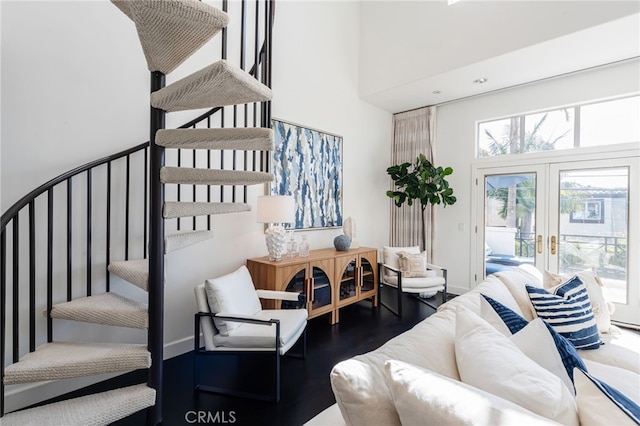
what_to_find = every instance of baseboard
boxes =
[4,336,196,413]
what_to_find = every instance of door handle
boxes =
[537,235,543,254]
[551,236,557,255]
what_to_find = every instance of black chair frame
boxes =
[193,307,306,403]
[378,263,447,317]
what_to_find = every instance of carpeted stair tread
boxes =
[111,0,228,74]
[50,293,148,329]
[156,127,274,151]
[3,342,151,385]
[164,202,250,219]
[151,59,272,112]
[0,383,155,426]
[165,230,214,253]
[160,167,273,186]
[108,259,149,291]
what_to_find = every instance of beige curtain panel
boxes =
[389,106,437,261]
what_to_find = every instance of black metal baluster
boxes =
[29,201,36,352]
[207,117,211,231]
[125,155,131,260]
[106,163,112,292]
[47,188,53,342]
[13,217,20,362]
[1,229,5,417]
[86,170,92,296]
[192,147,196,230]
[144,147,149,258]
[67,179,72,301]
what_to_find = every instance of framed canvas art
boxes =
[271,119,343,230]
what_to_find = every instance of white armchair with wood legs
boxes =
[379,246,447,316]
[193,265,307,402]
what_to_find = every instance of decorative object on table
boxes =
[257,195,295,261]
[343,216,358,248]
[299,235,310,257]
[286,230,298,258]
[334,234,351,251]
[271,119,343,230]
[386,154,457,250]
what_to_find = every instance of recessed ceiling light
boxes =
[432,90,441,95]
[473,78,488,84]
[448,0,461,5]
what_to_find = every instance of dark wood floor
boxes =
[49,290,448,425]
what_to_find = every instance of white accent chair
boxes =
[379,246,447,316]
[193,265,307,402]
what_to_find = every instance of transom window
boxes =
[477,95,640,158]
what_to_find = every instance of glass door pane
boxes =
[483,173,538,277]
[557,168,629,304]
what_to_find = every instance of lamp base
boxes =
[265,224,287,261]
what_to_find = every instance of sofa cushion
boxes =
[384,360,557,426]
[492,267,542,320]
[574,368,640,425]
[544,270,614,334]
[438,275,523,317]
[579,328,640,374]
[455,306,578,426]
[330,308,458,426]
[204,265,263,335]
[527,276,602,349]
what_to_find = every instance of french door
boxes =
[475,156,639,327]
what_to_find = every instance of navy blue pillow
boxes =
[526,276,602,350]
[482,294,587,386]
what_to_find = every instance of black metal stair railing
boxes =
[1,0,274,420]
[0,142,149,417]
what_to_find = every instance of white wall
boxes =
[435,59,640,295]
[271,1,391,252]
[1,0,391,410]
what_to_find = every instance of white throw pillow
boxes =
[544,270,613,334]
[455,306,579,426]
[574,368,640,426]
[384,360,557,426]
[397,251,428,278]
[383,246,420,277]
[204,265,262,336]
[510,318,576,394]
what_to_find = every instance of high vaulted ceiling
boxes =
[359,1,640,113]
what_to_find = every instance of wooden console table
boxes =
[246,247,378,324]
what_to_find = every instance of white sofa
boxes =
[306,266,640,425]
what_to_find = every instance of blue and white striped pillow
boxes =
[526,276,602,350]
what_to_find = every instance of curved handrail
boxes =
[0,141,149,230]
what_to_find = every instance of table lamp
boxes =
[257,195,295,261]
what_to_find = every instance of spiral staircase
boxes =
[0,1,274,424]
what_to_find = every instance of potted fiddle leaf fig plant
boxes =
[386,153,457,250]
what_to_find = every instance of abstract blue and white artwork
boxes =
[271,119,343,229]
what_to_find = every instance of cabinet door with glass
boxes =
[335,250,378,308]
[278,260,334,321]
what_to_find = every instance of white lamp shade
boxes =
[257,195,295,224]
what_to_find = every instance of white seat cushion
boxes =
[382,275,445,290]
[213,309,307,353]
[205,265,263,336]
